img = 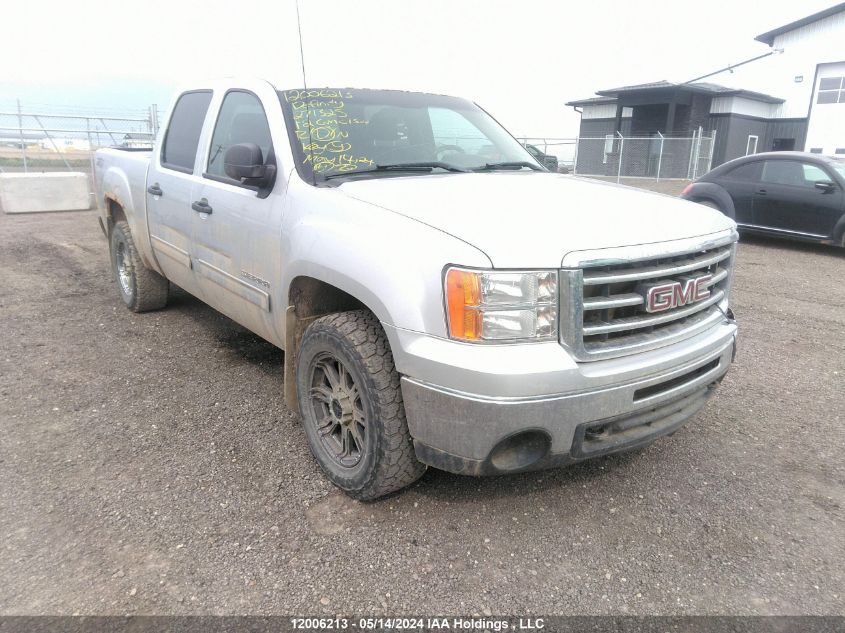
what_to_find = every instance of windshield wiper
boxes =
[322,162,469,180]
[474,161,544,172]
[378,162,470,172]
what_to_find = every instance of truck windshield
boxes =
[277,88,541,182]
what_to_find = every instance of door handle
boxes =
[147,183,163,197]
[754,188,767,196]
[191,198,213,214]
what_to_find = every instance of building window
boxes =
[746,135,759,156]
[809,148,823,154]
[817,76,844,104]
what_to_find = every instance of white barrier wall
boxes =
[0,172,90,214]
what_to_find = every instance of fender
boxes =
[278,189,492,339]
[277,191,492,408]
[832,212,845,246]
[685,183,736,220]
[100,163,163,274]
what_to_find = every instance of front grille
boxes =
[560,238,736,361]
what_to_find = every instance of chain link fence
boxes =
[519,129,716,184]
[1,100,716,205]
[0,100,161,197]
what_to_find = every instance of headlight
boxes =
[444,267,558,342]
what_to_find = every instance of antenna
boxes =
[295,0,308,90]
[294,0,317,185]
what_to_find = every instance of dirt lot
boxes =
[1,209,843,616]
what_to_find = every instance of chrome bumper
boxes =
[399,324,736,476]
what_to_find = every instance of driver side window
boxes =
[206,91,274,179]
[761,160,828,188]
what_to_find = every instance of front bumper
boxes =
[396,321,736,476]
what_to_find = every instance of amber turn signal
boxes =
[445,268,482,340]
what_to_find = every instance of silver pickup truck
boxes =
[95,78,738,500]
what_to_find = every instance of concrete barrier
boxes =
[0,172,91,214]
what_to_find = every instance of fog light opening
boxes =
[584,424,608,441]
[489,430,551,472]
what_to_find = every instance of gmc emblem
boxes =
[640,274,712,313]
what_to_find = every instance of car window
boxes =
[207,91,274,179]
[161,91,213,172]
[761,160,827,188]
[723,161,761,182]
[802,163,829,183]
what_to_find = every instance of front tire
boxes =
[109,220,169,312]
[296,310,426,500]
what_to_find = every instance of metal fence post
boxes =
[616,131,624,184]
[686,128,697,180]
[16,99,28,173]
[693,126,703,179]
[149,104,159,136]
[706,129,717,173]
[656,132,664,182]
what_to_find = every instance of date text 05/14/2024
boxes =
[290,617,546,631]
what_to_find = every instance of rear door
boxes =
[190,89,286,345]
[753,159,844,237]
[146,90,213,296]
[717,160,761,224]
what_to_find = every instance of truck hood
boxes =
[338,172,735,268]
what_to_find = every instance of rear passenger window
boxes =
[161,91,213,172]
[206,91,274,180]
[724,162,761,182]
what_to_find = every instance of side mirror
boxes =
[224,143,276,188]
[815,180,836,193]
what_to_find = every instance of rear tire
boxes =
[296,310,426,500]
[109,220,169,312]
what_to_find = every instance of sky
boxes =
[0,0,837,137]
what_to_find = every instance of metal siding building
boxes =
[567,3,845,168]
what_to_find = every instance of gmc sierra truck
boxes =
[95,78,738,500]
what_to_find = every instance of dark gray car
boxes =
[682,151,845,246]
[524,143,559,172]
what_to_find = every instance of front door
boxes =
[753,159,844,237]
[146,90,213,296]
[190,90,284,345]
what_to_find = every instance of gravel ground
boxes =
[1,209,843,616]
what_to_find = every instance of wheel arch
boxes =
[832,212,845,246]
[103,195,127,233]
[686,183,736,220]
[283,273,384,410]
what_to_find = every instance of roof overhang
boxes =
[595,84,783,104]
[564,96,618,107]
[755,2,845,45]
